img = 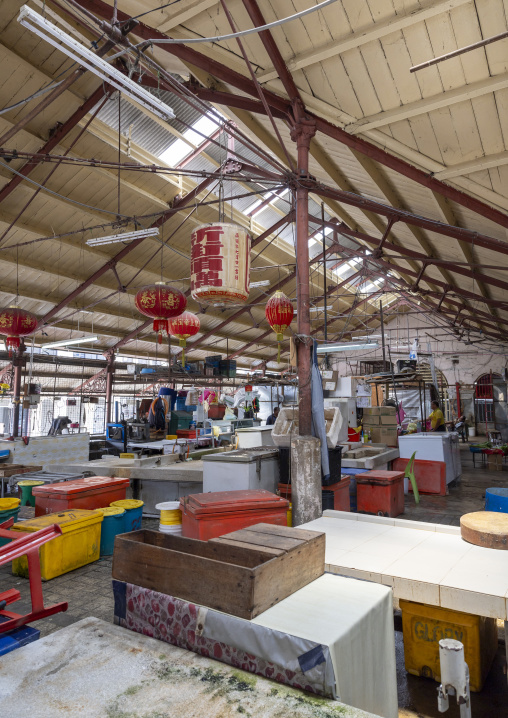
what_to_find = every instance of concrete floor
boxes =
[1,444,507,717]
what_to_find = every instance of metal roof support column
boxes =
[291,112,316,436]
[105,350,115,426]
[11,345,26,439]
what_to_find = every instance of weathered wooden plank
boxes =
[216,528,306,551]
[210,537,284,558]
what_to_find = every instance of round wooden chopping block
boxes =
[460,511,508,550]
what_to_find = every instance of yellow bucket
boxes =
[166,435,177,440]
[0,497,20,511]
[155,501,182,525]
[98,506,126,517]
[110,500,143,510]
[287,502,292,527]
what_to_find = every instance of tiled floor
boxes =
[1,446,507,716]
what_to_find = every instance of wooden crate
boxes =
[112,523,325,619]
[0,464,42,477]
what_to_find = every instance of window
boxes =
[476,400,494,423]
[475,373,501,399]
[159,112,223,167]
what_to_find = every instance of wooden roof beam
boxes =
[256,0,471,83]
[74,0,508,231]
[348,73,508,134]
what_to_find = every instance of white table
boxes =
[300,510,508,676]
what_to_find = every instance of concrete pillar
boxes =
[290,435,322,526]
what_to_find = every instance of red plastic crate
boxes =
[180,490,289,541]
[278,478,350,512]
[392,458,447,496]
[176,429,198,439]
[356,470,404,518]
[32,477,129,516]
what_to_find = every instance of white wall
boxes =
[323,313,507,388]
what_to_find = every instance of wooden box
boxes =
[0,464,43,477]
[112,523,325,620]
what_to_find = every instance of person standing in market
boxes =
[430,400,446,432]
[266,406,279,425]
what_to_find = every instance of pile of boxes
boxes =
[362,406,398,446]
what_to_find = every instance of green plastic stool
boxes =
[17,480,45,507]
[405,451,420,504]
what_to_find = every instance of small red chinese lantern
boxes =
[265,291,294,363]
[167,311,200,365]
[0,306,38,356]
[134,282,186,343]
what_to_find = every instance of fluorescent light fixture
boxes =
[249,280,271,288]
[86,227,159,246]
[18,6,175,121]
[43,336,99,349]
[316,342,379,354]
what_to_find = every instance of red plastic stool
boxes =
[0,517,68,633]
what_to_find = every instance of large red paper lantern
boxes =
[134,283,186,343]
[265,291,294,363]
[191,223,251,306]
[0,306,38,356]
[168,311,200,365]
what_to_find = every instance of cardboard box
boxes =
[363,415,381,426]
[364,406,396,417]
[487,454,503,471]
[370,427,398,447]
[379,414,398,426]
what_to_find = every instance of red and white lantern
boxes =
[265,291,294,363]
[0,306,38,356]
[167,311,200,365]
[134,282,186,343]
[191,223,251,306]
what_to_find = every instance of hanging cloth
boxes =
[311,340,330,480]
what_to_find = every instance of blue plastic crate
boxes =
[0,621,40,655]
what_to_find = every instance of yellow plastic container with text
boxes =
[11,509,103,581]
[400,599,498,692]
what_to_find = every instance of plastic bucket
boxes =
[17,480,45,507]
[485,487,508,513]
[0,498,20,547]
[159,523,182,535]
[98,507,126,556]
[155,501,182,526]
[110,499,144,531]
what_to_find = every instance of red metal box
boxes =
[32,476,130,516]
[180,490,289,541]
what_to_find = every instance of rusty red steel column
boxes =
[291,110,316,436]
[11,344,26,439]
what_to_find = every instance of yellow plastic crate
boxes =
[11,509,103,581]
[400,599,498,692]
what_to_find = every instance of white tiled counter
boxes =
[300,511,508,621]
